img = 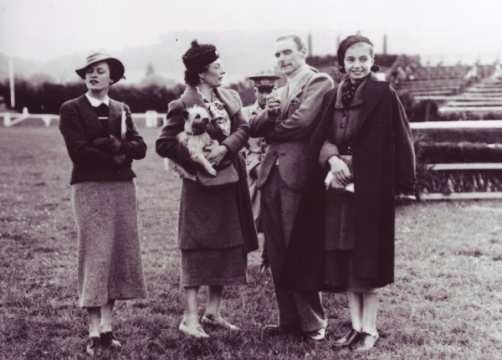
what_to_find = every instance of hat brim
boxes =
[247,75,281,82]
[75,57,125,83]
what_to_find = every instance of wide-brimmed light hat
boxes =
[247,73,281,86]
[75,52,125,83]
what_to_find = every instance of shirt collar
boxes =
[85,93,110,107]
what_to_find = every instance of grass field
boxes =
[1,127,502,360]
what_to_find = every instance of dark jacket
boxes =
[59,95,147,184]
[156,86,258,253]
[282,77,416,290]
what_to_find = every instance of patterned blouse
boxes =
[197,87,232,137]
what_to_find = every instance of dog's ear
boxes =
[182,110,189,119]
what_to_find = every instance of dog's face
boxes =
[183,106,211,135]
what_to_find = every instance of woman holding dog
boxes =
[59,52,147,356]
[282,35,416,351]
[156,40,258,338]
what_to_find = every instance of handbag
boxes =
[196,161,239,186]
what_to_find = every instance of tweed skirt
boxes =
[180,246,247,287]
[71,181,146,307]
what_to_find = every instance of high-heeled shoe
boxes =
[179,320,210,338]
[333,328,361,348]
[100,331,121,349]
[351,332,379,351]
[85,336,101,357]
[201,313,240,331]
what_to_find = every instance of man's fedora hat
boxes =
[75,52,125,83]
[247,73,281,87]
[247,72,281,93]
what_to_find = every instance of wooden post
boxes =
[307,33,313,57]
[8,56,15,109]
[424,101,431,122]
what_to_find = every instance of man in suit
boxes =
[250,34,334,340]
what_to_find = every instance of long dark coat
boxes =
[282,77,416,291]
[156,86,258,253]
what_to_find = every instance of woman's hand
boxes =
[326,155,352,189]
[107,135,122,154]
[113,154,127,166]
[92,136,122,154]
[205,144,228,166]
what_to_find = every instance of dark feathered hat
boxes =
[182,40,219,73]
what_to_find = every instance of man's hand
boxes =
[266,94,281,118]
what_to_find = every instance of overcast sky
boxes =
[1,0,501,63]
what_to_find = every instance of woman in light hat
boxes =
[59,52,147,356]
[156,40,258,338]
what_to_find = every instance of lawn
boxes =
[1,127,501,359]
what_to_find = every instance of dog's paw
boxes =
[177,132,189,145]
[207,167,217,176]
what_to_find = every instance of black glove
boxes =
[92,136,122,154]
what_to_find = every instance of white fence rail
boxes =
[411,120,502,200]
[3,114,502,201]
[1,111,165,128]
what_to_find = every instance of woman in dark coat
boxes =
[156,41,258,338]
[283,35,415,351]
[59,52,147,356]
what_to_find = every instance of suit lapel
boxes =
[180,86,207,109]
[77,95,124,136]
[321,89,337,121]
[278,86,289,117]
[77,95,101,130]
[284,69,314,115]
[215,88,240,117]
[108,99,122,136]
[355,77,387,133]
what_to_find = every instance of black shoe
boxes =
[333,328,361,348]
[261,324,300,338]
[100,331,122,349]
[351,332,379,351]
[85,336,101,357]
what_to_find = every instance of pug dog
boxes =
[175,105,218,176]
